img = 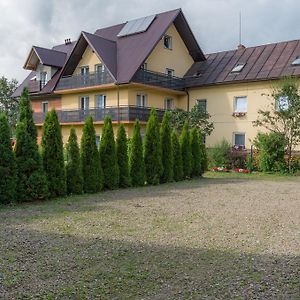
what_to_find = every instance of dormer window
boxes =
[164,35,172,50]
[292,57,300,66]
[231,63,245,73]
[40,72,47,88]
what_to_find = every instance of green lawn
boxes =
[0,174,299,299]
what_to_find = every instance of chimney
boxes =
[238,44,246,50]
[64,38,71,45]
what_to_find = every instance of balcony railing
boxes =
[132,69,185,91]
[56,71,114,90]
[33,105,166,124]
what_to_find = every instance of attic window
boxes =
[164,35,172,50]
[292,57,300,66]
[231,63,245,73]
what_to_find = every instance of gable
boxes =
[145,23,194,77]
[73,45,101,75]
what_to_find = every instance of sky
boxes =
[0,0,299,82]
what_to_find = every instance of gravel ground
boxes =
[0,174,299,299]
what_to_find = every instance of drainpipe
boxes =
[116,83,120,124]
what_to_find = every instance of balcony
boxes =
[33,105,166,124]
[56,71,114,90]
[132,69,185,91]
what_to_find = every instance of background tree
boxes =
[253,77,300,172]
[160,111,173,183]
[0,113,16,204]
[144,108,162,185]
[81,116,103,193]
[15,88,48,201]
[171,130,183,182]
[116,124,131,188]
[169,103,214,136]
[180,121,192,178]
[129,120,145,187]
[190,127,201,177]
[0,76,19,130]
[42,109,66,197]
[100,116,119,189]
[66,128,83,195]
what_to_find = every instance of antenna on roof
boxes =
[237,10,246,50]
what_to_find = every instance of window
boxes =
[276,96,289,111]
[164,98,174,110]
[234,133,245,147]
[40,71,47,87]
[95,94,106,108]
[95,64,105,73]
[163,35,172,49]
[165,68,174,77]
[231,63,245,73]
[292,57,300,66]
[141,63,147,70]
[79,96,89,110]
[42,102,48,113]
[234,96,247,113]
[80,66,89,76]
[196,99,207,112]
[136,93,147,107]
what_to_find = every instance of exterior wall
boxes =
[73,45,101,75]
[31,98,62,113]
[188,80,289,148]
[145,23,194,77]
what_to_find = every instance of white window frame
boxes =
[95,64,105,73]
[79,96,89,111]
[234,96,247,113]
[95,94,106,109]
[233,132,246,147]
[275,96,289,111]
[80,66,89,76]
[40,71,48,87]
[164,98,174,110]
[136,93,147,107]
[42,101,48,113]
[141,62,147,70]
[231,63,245,73]
[163,35,172,50]
[165,68,174,77]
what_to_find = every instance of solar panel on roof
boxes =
[117,14,156,37]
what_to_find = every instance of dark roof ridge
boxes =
[206,38,300,56]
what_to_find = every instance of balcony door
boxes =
[79,96,89,111]
[80,66,89,85]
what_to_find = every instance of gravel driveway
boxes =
[0,175,299,299]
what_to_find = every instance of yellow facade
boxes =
[73,46,101,75]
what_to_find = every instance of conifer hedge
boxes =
[199,129,208,175]
[81,116,103,193]
[160,111,173,183]
[144,108,162,185]
[100,116,119,189]
[116,124,131,188]
[171,130,183,182]
[180,121,192,178]
[42,109,66,197]
[129,120,145,186]
[0,113,16,204]
[66,128,83,195]
[15,89,48,201]
[190,127,201,177]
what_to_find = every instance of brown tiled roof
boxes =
[185,39,300,88]
[61,8,205,84]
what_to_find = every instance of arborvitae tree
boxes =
[15,88,48,202]
[66,128,83,195]
[0,113,16,204]
[18,87,37,140]
[171,130,183,182]
[81,116,103,193]
[160,111,173,183]
[116,124,131,188]
[180,121,192,178]
[100,116,119,189]
[41,109,66,197]
[198,129,208,175]
[190,127,201,177]
[129,120,145,186]
[144,108,162,185]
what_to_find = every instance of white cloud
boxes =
[0,0,299,82]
